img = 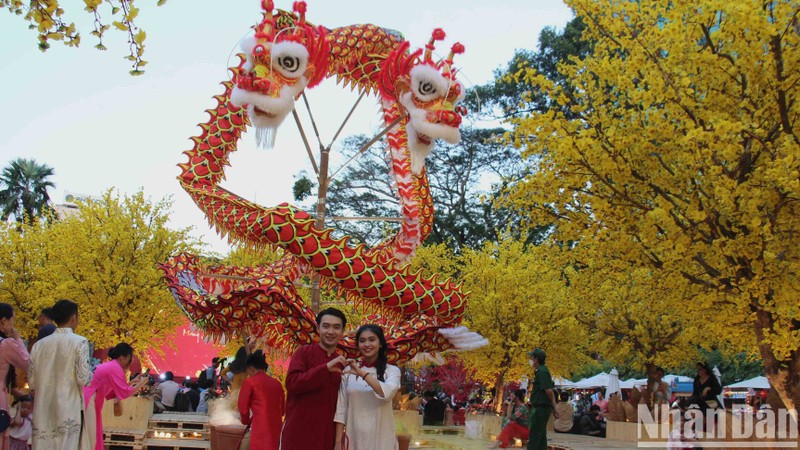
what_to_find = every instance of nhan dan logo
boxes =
[636,404,798,448]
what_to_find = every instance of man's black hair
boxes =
[40,307,54,320]
[315,307,346,327]
[51,299,79,326]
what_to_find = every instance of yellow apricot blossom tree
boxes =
[46,189,199,351]
[0,220,55,339]
[562,240,751,374]
[413,239,590,406]
[1,0,167,74]
[505,0,800,410]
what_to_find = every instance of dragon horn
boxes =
[293,1,307,27]
[441,42,465,76]
[255,0,275,40]
[424,28,446,63]
[445,42,465,66]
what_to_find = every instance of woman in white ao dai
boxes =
[334,324,401,450]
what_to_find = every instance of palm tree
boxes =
[0,158,56,223]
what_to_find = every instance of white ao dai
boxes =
[334,364,401,450]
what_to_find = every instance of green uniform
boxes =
[527,364,554,450]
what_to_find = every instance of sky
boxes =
[0,0,572,255]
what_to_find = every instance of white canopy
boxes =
[572,372,609,389]
[554,377,576,389]
[620,378,647,389]
[567,373,695,391]
[725,376,770,390]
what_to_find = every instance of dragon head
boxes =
[378,29,467,174]
[230,1,330,148]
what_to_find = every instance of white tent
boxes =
[554,377,576,389]
[570,373,694,391]
[725,376,770,390]
[619,378,647,389]
[572,372,609,389]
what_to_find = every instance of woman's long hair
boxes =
[0,303,17,389]
[355,324,388,382]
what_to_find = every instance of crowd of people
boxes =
[0,299,149,450]
[480,362,729,449]
[0,298,732,450]
[0,302,403,450]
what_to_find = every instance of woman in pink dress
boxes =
[84,343,149,450]
[0,303,30,450]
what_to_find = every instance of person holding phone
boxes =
[83,343,149,450]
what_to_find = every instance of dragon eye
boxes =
[409,65,448,102]
[278,55,301,73]
[270,41,309,80]
[418,81,437,96]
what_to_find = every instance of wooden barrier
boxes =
[102,397,154,431]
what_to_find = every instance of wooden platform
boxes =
[146,413,211,442]
[141,438,210,450]
[407,433,639,449]
[104,427,147,450]
[149,412,210,430]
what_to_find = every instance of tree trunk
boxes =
[754,310,799,429]
[493,372,506,414]
[641,361,657,410]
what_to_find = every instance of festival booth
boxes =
[726,375,770,389]
[554,377,577,389]
[571,372,696,443]
[724,375,770,411]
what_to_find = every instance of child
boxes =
[9,395,32,450]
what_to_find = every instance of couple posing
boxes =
[280,308,401,450]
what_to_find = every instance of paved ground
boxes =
[409,432,641,449]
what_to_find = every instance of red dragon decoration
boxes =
[160,1,486,363]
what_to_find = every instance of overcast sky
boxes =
[0,0,572,254]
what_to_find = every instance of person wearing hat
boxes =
[526,348,558,450]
